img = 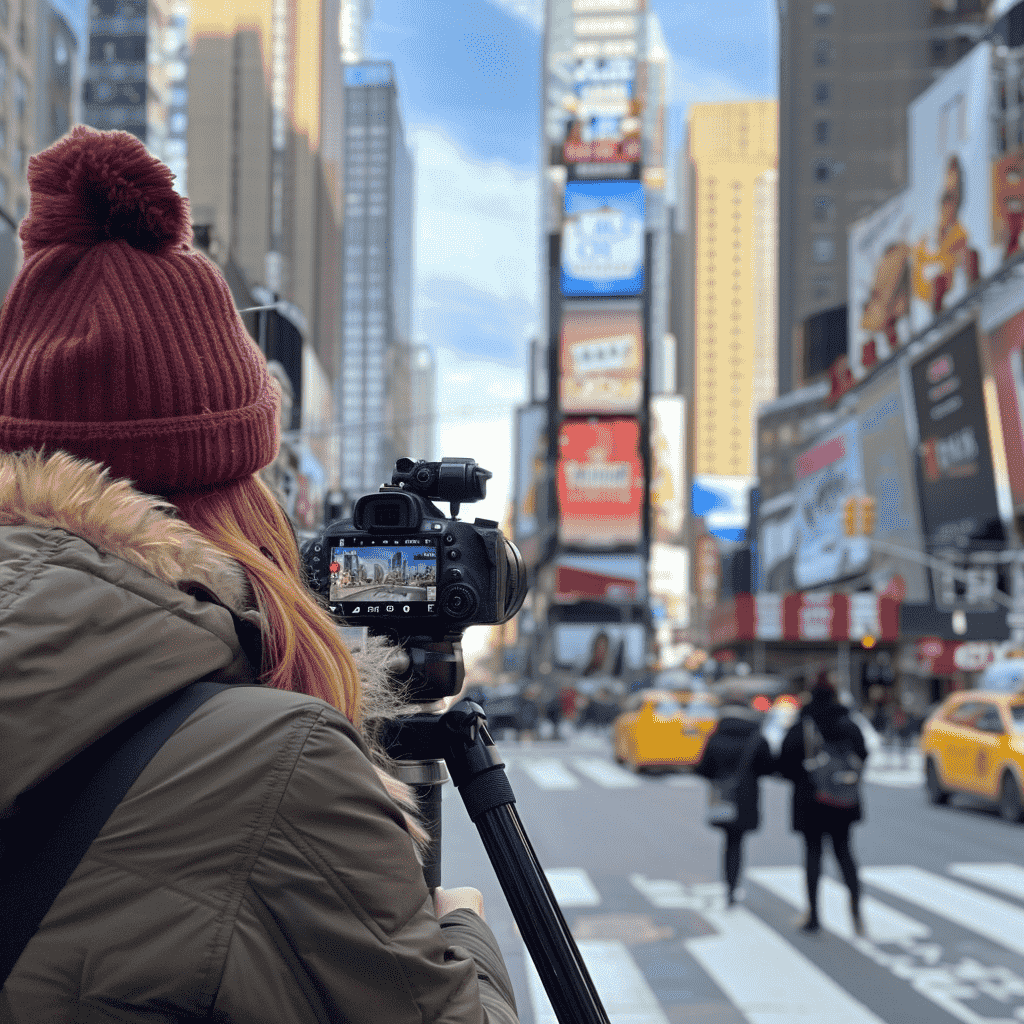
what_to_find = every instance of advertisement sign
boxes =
[648,543,688,624]
[650,395,686,542]
[562,57,642,166]
[792,419,871,589]
[906,43,992,331]
[981,296,1024,516]
[910,320,1004,549]
[554,553,644,603]
[561,180,645,297]
[848,45,995,378]
[694,533,720,611]
[848,190,914,377]
[553,622,646,673]
[854,364,930,603]
[557,417,644,548]
[559,304,644,414]
[757,492,797,593]
[513,404,549,569]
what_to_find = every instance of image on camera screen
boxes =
[328,539,438,616]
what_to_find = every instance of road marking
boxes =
[862,866,1024,958]
[571,757,642,788]
[748,866,930,943]
[524,938,669,1024]
[544,867,601,907]
[948,862,1024,903]
[687,902,888,1024]
[665,773,702,787]
[517,757,581,790]
[630,874,724,909]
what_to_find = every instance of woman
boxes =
[778,676,868,936]
[0,127,519,1024]
[693,688,774,906]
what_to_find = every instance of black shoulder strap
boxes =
[0,680,238,990]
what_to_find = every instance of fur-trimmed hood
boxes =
[0,450,266,809]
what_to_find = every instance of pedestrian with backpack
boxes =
[0,128,519,1024]
[778,675,868,936]
[693,687,775,906]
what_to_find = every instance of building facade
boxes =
[338,60,416,495]
[186,0,345,526]
[685,100,778,482]
[777,0,993,395]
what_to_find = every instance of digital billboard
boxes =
[910,320,1004,549]
[561,179,645,297]
[559,304,643,414]
[792,419,871,589]
[650,395,686,543]
[562,56,641,167]
[854,364,929,603]
[557,417,643,548]
[554,553,645,603]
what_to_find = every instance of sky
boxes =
[363,0,778,572]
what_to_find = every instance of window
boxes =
[812,2,834,25]
[812,274,834,300]
[814,119,831,145]
[947,701,985,726]
[976,706,1005,734]
[814,81,830,105]
[814,160,831,182]
[13,73,26,122]
[814,38,833,66]
[812,236,835,263]
[0,175,7,207]
[813,195,835,222]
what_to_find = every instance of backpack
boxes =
[802,717,863,809]
[705,728,762,826]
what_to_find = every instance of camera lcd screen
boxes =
[327,537,438,617]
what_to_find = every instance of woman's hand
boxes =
[433,886,486,921]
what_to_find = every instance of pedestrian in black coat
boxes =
[777,677,868,935]
[693,697,775,905]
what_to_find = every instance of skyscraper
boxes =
[83,0,177,168]
[339,61,416,494]
[777,0,993,394]
[684,100,778,480]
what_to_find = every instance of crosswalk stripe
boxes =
[686,903,888,1024]
[748,866,930,943]
[517,758,581,790]
[523,938,669,1024]
[571,756,642,788]
[544,867,601,907]
[948,862,1024,903]
[862,866,1024,957]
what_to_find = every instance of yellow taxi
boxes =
[612,690,718,773]
[920,690,1024,822]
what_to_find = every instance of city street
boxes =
[439,729,1024,1024]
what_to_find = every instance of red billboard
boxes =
[557,418,644,548]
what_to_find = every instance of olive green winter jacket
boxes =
[0,450,518,1024]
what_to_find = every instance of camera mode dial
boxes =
[440,584,478,621]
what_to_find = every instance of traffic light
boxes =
[843,495,858,536]
[861,495,876,536]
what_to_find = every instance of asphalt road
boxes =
[436,727,1024,1024]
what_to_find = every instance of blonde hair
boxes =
[172,473,427,847]
[172,474,363,722]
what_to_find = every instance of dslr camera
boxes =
[302,457,527,644]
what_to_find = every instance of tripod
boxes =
[382,641,610,1024]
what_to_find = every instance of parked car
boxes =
[920,690,1024,822]
[612,690,717,773]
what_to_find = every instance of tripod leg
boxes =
[440,701,610,1024]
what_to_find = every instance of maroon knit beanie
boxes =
[0,125,280,493]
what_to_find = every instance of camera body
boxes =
[302,458,526,638]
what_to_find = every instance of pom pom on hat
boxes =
[20,125,191,258]
[0,126,280,494]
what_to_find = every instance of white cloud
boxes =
[433,346,527,527]
[483,0,543,31]
[410,126,540,306]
